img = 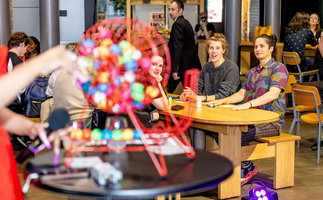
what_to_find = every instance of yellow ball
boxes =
[123,45,136,55]
[71,129,83,140]
[123,128,133,140]
[99,46,110,59]
[101,39,113,47]
[98,72,109,83]
[97,99,107,109]
[146,86,160,98]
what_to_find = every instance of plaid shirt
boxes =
[242,58,288,132]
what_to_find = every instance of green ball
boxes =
[112,129,123,141]
[119,41,131,51]
[131,92,144,102]
[131,83,145,92]
[91,128,102,141]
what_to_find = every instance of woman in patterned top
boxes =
[283,12,317,80]
[210,34,288,186]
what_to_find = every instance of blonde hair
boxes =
[206,33,229,59]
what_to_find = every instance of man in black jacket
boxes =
[167,0,201,93]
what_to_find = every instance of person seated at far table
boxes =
[283,12,318,81]
[209,34,288,186]
[180,33,240,150]
[309,13,322,40]
[194,12,215,41]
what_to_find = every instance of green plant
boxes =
[110,0,126,15]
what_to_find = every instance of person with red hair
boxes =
[0,45,79,200]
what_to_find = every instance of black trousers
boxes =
[167,74,185,93]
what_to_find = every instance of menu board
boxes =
[207,0,223,23]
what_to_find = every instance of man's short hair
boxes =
[170,0,184,11]
[7,32,32,49]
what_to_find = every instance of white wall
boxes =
[59,0,85,45]
[12,0,40,39]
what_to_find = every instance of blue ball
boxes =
[93,61,100,70]
[91,87,97,96]
[98,83,109,93]
[82,39,95,47]
[110,44,122,55]
[82,81,91,94]
[125,60,138,71]
[102,129,112,140]
[132,101,145,109]
[114,77,121,87]
[133,130,140,139]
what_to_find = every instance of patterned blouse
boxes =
[242,58,288,132]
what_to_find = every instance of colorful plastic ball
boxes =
[131,83,145,92]
[70,128,83,139]
[110,44,122,55]
[132,50,142,61]
[110,68,119,78]
[111,92,121,103]
[99,28,111,40]
[106,99,115,109]
[124,71,135,83]
[98,83,109,93]
[133,129,141,139]
[93,47,100,58]
[112,129,123,141]
[77,57,89,68]
[119,40,131,51]
[101,39,113,47]
[123,45,136,55]
[119,53,133,65]
[82,39,95,47]
[120,81,130,90]
[91,128,102,141]
[98,72,109,83]
[91,87,97,96]
[114,76,121,87]
[102,129,112,140]
[97,99,107,109]
[123,128,133,140]
[140,57,152,69]
[82,129,92,141]
[94,91,106,103]
[145,85,160,98]
[132,101,145,109]
[82,81,91,94]
[99,46,110,59]
[125,60,138,71]
[105,86,114,97]
[93,61,100,70]
[121,89,131,101]
[118,103,126,112]
[131,92,144,102]
[111,104,119,113]
[79,46,94,57]
[142,93,152,105]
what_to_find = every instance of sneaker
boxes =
[241,162,258,186]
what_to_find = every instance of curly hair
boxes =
[310,13,321,33]
[254,34,278,60]
[285,12,310,34]
[206,33,229,59]
[7,32,32,49]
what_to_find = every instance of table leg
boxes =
[156,193,181,200]
[218,125,241,199]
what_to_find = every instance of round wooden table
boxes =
[160,100,279,199]
[24,149,233,199]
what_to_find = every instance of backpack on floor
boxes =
[24,76,49,118]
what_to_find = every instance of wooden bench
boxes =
[207,133,301,189]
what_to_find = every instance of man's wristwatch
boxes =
[203,95,208,102]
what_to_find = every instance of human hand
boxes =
[200,20,206,28]
[156,74,163,83]
[150,109,160,121]
[172,72,180,80]
[231,103,251,111]
[182,86,197,101]
[33,45,79,76]
[180,92,187,101]
[207,99,225,106]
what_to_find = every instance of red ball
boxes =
[82,129,92,141]
[111,92,121,103]
[120,81,130,90]
[106,98,115,109]
[142,93,152,105]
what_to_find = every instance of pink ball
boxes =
[140,57,152,69]
[110,68,118,78]
[118,103,126,112]
[121,89,131,101]
[99,28,111,40]
[79,46,94,57]
[105,86,114,97]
